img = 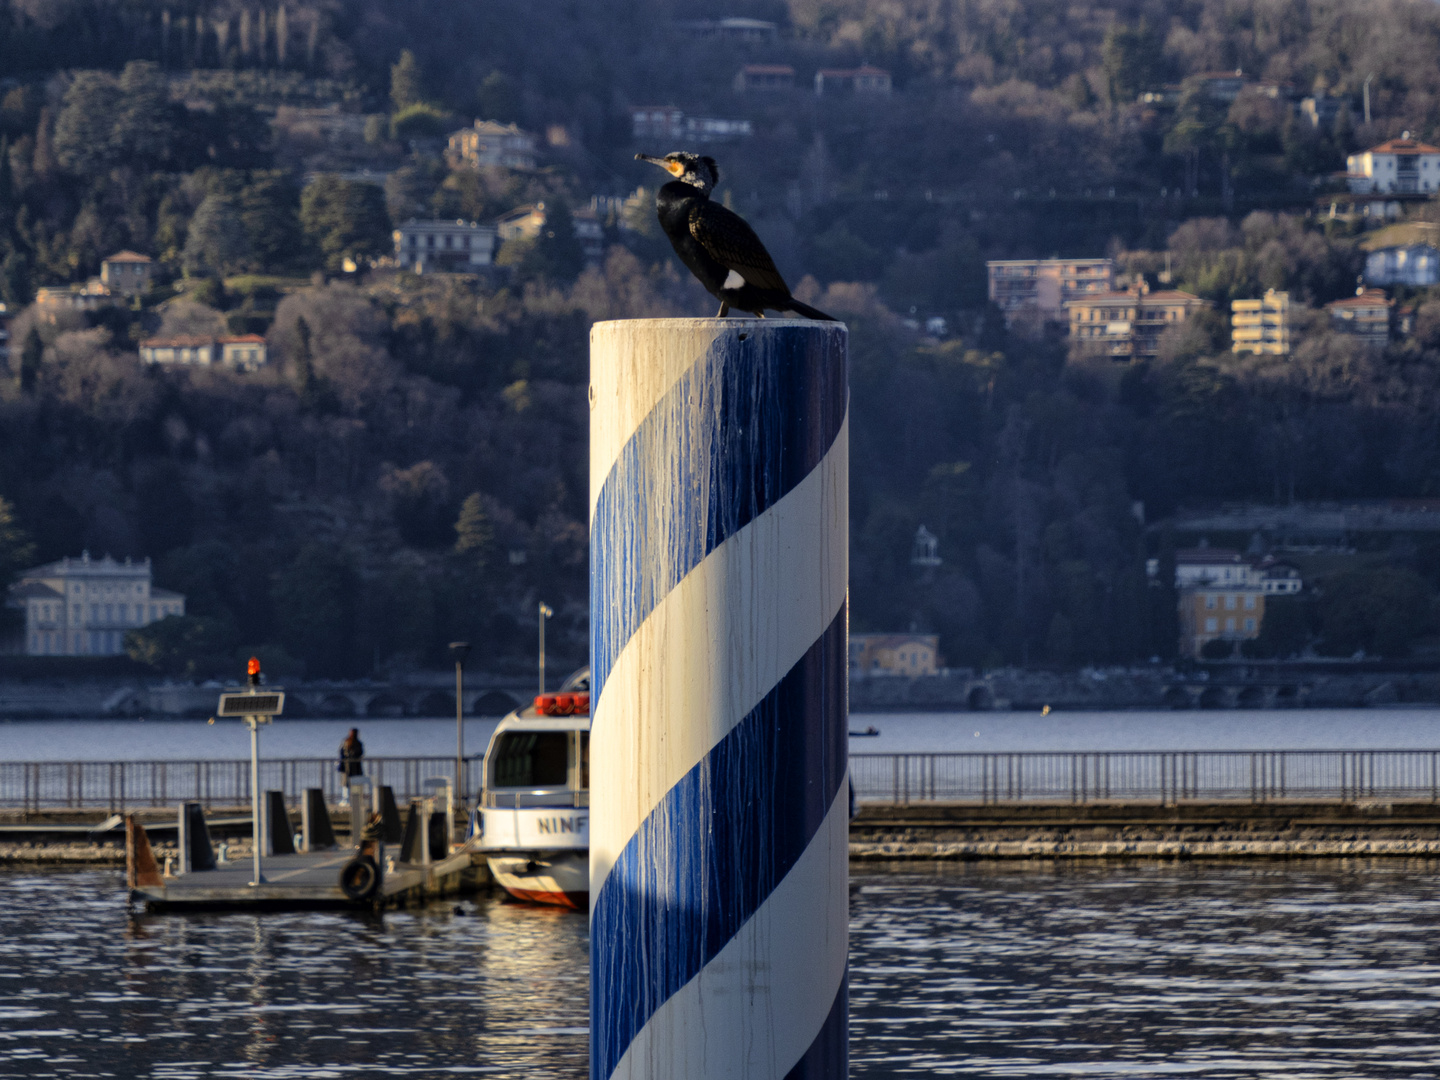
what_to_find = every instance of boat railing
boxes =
[480,788,588,809]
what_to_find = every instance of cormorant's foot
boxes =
[716,303,730,317]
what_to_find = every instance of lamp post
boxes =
[538,602,553,695]
[449,641,471,801]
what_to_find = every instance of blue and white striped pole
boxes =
[589,318,849,1080]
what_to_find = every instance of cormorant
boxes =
[636,151,835,320]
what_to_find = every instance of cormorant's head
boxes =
[635,152,719,194]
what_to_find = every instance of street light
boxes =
[449,641,472,801]
[538,602,553,695]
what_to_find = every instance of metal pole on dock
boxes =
[450,641,471,801]
[248,714,264,885]
[589,318,850,1080]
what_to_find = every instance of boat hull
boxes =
[486,851,588,909]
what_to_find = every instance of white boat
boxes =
[476,669,589,909]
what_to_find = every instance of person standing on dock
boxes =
[339,729,365,779]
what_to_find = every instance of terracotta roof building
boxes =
[1326,287,1392,346]
[1346,134,1440,195]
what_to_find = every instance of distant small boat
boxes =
[849,726,880,737]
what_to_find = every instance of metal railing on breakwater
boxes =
[0,757,484,811]
[850,750,1440,805]
[4,750,1440,810]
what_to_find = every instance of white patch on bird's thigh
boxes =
[722,269,746,290]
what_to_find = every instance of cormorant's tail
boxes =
[783,298,838,321]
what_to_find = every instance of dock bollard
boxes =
[589,319,850,1080]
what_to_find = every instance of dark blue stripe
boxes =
[784,973,848,1080]
[589,325,847,705]
[590,605,848,1080]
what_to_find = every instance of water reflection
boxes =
[3,862,1440,1078]
[1,871,589,1078]
[850,861,1440,1077]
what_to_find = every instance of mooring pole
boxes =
[589,318,850,1080]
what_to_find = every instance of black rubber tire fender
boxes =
[340,855,380,901]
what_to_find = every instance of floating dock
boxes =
[125,785,490,911]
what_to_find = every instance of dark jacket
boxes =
[339,735,365,777]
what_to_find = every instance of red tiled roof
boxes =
[1326,289,1391,309]
[220,334,266,344]
[741,64,795,75]
[104,250,152,263]
[1365,137,1440,155]
[139,336,216,348]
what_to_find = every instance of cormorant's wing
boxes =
[687,201,789,293]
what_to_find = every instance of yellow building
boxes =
[1179,587,1265,657]
[1066,283,1209,361]
[849,633,940,677]
[1231,289,1290,355]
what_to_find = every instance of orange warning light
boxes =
[247,656,261,686]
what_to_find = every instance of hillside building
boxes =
[446,120,537,170]
[393,219,497,272]
[496,202,603,263]
[1346,134,1440,195]
[1231,290,1290,355]
[7,553,185,657]
[630,106,752,143]
[1173,548,1301,658]
[733,64,794,92]
[99,251,155,296]
[814,65,892,96]
[1065,283,1209,361]
[987,258,1114,328]
[850,633,940,677]
[1365,244,1440,287]
[139,334,268,370]
[1326,287,1392,346]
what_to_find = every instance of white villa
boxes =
[1346,134,1440,195]
[8,552,185,657]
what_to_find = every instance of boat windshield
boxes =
[491,732,569,788]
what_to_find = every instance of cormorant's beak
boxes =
[635,153,684,177]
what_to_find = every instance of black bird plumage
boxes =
[636,151,835,321]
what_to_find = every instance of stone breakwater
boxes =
[8,801,1440,865]
[851,838,1440,859]
[849,800,1440,860]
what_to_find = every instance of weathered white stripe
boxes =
[589,319,721,524]
[589,416,848,905]
[609,782,850,1080]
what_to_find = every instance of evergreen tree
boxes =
[0,496,35,587]
[454,493,493,568]
[300,175,391,271]
[390,50,424,113]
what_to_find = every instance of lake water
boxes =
[3,861,1440,1078]
[3,708,1439,762]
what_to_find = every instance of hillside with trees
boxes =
[2,0,1440,676]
